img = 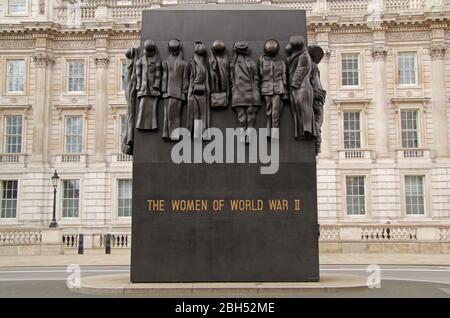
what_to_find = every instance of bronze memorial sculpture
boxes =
[259,39,288,139]
[187,40,211,139]
[230,40,261,143]
[209,40,230,108]
[122,47,140,155]
[161,39,190,141]
[288,35,315,139]
[135,40,161,131]
[122,37,326,147]
[131,8,323,283]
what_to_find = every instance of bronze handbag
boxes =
[193,83,206,95]
[211,92,227,107]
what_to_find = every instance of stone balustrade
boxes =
[0,225,447,255]
[53,0,438,24]
[320,223,449,253]
[0,153,28,165]
[0,228,62,256]
[0,229,42,245]
[320,224,449,242]
[62,233,131,249]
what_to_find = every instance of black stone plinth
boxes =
[131,7,319,283]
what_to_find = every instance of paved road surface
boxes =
[0,265,448,297]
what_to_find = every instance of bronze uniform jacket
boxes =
[161,55,190,101]
[230,54,261,107]
[259,55,287,96]
[136,57,161,98]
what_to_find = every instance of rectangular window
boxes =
[398,52,417,85]
[341,53,359,86]
[343,111,361,149]
[120,114,127,147]
[6,60,25,93]
[405,176,425,215]
[62,179,80,218]
[346,176,365,215]
[401,110,419,148]
[120,59,127,92]
[4,116,23,154]
[8,0,27,14]
[64,115,83,153]
[67,60,85,92]
[0,180,18,219]
[117,179,132,217]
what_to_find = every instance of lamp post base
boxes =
[49,221,58,228]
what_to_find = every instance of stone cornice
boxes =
[0,12,448,37]
[429,22,448,30]
[0,34,34,40]
[329,28,373,34]
[0,104,32,111]
[54,104,92,117]
[391,98,431,109]
[334,99,372,114]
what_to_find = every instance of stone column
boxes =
[31,50,54,163]
[92,39,110,163]
[430,44,448,157]
[371,46,389,158]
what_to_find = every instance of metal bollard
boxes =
[78,234,84,255]
[105,234,111,254]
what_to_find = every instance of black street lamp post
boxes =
[49,170,59,228]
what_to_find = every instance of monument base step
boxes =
[74,273,368,296]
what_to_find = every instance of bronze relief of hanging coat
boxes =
[288,35,315,138]
[121,47,140,155]
[308,45,327,154]
[187,41,211,140]
[135,40,161,130]
[209,40,229,108]
[161,39,190,141]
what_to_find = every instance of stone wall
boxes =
[0,0,449,252]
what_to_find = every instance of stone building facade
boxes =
[0,0,449,253]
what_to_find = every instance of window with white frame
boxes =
[62,179,80,218]
[117,179,132,217]
[398,52,417,85]
[120,59,127,92]
[346,176,366,215]
[119,114,127,148]
[0,180,18,219]
[8,0,27,14]
[404,175,425,215]
[6,60,25,93]
[343,111,361,149]
[64,115,83,153]
[400,110,419,149]
[67,60,85,92]
[3,115,23,154]
[341,53,360,86]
